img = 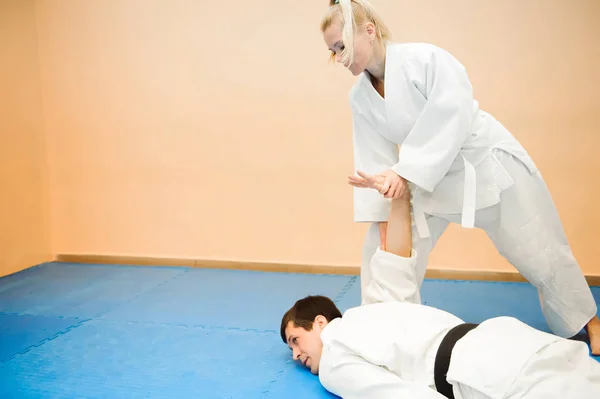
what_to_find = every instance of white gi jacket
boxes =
[350,42,538,237]
[316,248,595,399]
[318,247,463,398]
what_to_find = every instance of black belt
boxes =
[434,322,479,399]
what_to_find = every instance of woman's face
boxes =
[323,20,375,76]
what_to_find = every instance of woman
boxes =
[320,0,599,354]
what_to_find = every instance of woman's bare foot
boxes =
[585,315,600,355]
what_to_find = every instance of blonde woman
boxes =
[320,0,599,354]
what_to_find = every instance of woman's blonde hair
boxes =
[320,0,391,65]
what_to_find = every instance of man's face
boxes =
[284,317,327,375]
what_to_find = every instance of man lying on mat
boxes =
[280,175,600,399]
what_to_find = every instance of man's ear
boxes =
[314,315,329,330]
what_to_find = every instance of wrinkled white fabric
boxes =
[352,41,597,338]
[319,248,600,399]
[449,317,600,399]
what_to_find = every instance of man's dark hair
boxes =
[280,295,343,343]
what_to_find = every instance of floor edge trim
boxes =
[53,253,600,285]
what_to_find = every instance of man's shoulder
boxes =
[317,327,360,396]
[339,302,399,324]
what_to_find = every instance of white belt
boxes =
[413,154,477,239]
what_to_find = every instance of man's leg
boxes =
[479,150,599,352]
[502,339,600,398]
[448,317,600,399]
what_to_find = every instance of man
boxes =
[280,176,600,399]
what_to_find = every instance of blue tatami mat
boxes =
[0,262,186,318]
[99,268,357,331]
[0,313,82,363]
[0,262,598,399]
[0,320,286,398]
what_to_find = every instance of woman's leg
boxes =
[480,150,599,352]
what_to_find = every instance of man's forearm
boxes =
[384,194,412,258]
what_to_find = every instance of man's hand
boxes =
[348,171,386,190]
[348,170,408,200]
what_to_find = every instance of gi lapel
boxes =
[384,42,415,142]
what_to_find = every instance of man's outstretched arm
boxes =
[356,174,422,306]
[384,191,413,259]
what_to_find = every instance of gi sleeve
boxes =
[361,247,421,305]
[350,98,398,222]
[320,350,447,399]
[391,45,475,192]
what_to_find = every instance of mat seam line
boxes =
[0,312,279,334]
[261,364,289,397]
[0,269,188,320]
[334,276,357,304]
[94,318,278,334]
[4,318,91,363]
[91,269,190,319]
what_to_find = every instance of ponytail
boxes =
[338,0,356,66]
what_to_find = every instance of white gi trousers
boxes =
[360,149,598,338]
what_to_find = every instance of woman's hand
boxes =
[348,170,410,251]
[378,169,407,199]
[348,169,407,199]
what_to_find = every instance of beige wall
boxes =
[0,0,51,277]
[20,0,600,275]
